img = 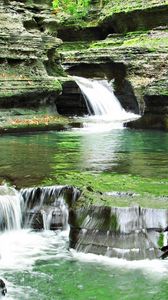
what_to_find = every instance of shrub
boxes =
[52,0,90,17]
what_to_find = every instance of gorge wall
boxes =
[0,0,168,129]
[58,0,168,129]
[0,0,63,113]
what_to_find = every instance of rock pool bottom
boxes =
[1,229,168,300]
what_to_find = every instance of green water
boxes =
[3,252,168,300]
[1,230,168,300]
[0,128,167,207]
[8,259,168,300]
[0,129,167,187]
[0,128,168,299]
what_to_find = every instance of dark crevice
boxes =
[55,80,88,116]
[33,16,45,32]
[57,26,108,42]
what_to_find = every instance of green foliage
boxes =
[52,0,90,17]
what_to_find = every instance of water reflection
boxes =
[0,129,167,187]
[78,130,124,172]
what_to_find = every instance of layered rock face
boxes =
[59,1,168,129]
[69,205,167,260]
[0,0,167,128]
[0,0,63,114]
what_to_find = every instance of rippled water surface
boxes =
[0,129,167,187]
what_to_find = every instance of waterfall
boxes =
[0,184,81,232]
[41,198,69,231]
[20,185,81,230]
[71,206,168,260]
[74,76,139,126]
[0,184,80,287]
[0,185,23,231]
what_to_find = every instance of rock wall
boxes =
[0,0,63,113]
[69,205,167,260]
[0,0,168,127]
[58,2,168,129]
[55,79,88,116]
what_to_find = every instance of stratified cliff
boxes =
[0,0,63,115]
[0,0,168,130]
[58,0,168,130]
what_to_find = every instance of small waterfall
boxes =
[74,76,139,124]
[41,198,69,231]
[0,184,79,286]
[21,185,81,230]
[0,184,81,232]
[0,185,23,230]
[70,205,168,260]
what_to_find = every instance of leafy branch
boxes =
[52,0,90,17]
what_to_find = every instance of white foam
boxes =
[70,250,168,278]
[73,76,140,132]
[0,229,69,271]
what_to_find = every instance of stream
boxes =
[0,129,167,187]
[1,228,168,300]
[0,127,168,299]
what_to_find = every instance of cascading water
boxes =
[0,184,80,298]
[71,205,168,260]
[0,184,168,299]
[20,185,80,229]
[74,76,140,131]
[0,185,23,231]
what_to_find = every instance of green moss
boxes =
[90,31,168,51]
[158,232,164,248]
[100,0,168,17]
[123,36,168,50]
[59,41,90,52]
[43,172,168,208]
[110,213,119,231]
[52,79,62,92]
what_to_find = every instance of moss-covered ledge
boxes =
[43,172,168,210]
[99,3,168,34]
[0,114,82,135]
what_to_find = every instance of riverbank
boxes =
[0,113,82,135]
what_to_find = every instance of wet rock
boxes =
[55,79,88,116]
[0,279,7,296]
[69,205,168,260]
[160,250,168,260]
[21,185,81,230]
